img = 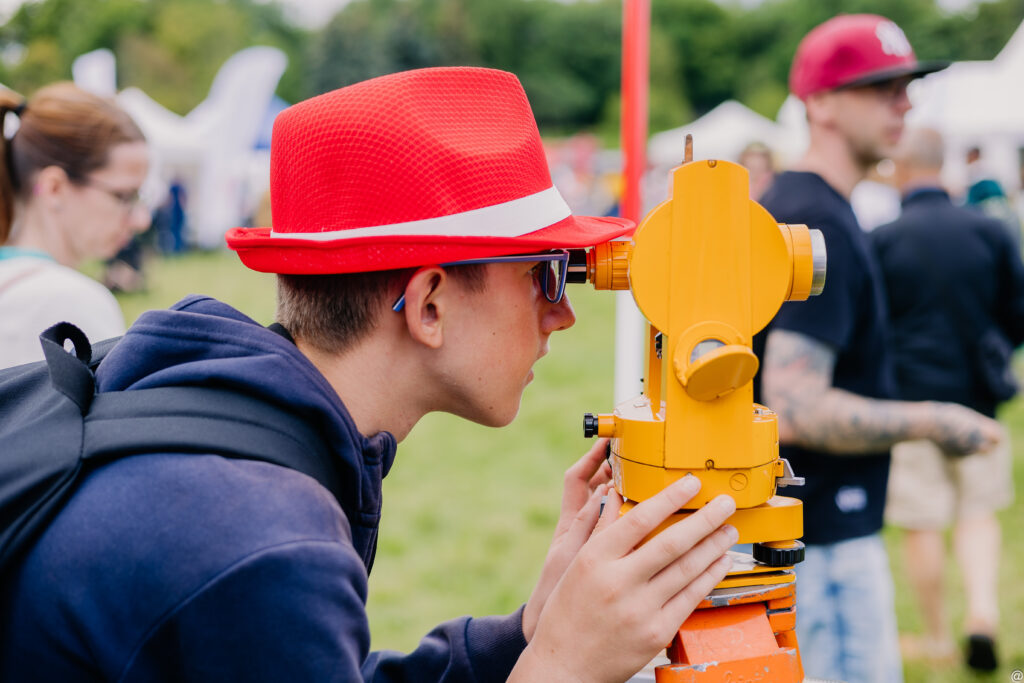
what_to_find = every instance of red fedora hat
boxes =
[227,67,634,274]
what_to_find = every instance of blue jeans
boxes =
[795,534,902,683]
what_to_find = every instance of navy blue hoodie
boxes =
[0,296,526,682]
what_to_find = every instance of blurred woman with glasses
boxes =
[0,82,150,368]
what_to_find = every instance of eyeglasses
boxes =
[81,178,144,211]
[392,250,571,312]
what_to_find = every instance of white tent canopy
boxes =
[907,19,1024,194]
[647,100,781,168]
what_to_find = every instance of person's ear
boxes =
[400,266,449,350]
[804,91,836,127]
[32,165,71,210]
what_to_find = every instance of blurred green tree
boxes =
[0,0,305,113]
[0,0,1021,133]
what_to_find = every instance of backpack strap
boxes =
[84,387,340,492]
[0,324,343,582]
[39,320,341,496]
[39,322,96,414]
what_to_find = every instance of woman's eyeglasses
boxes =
[81,178,144,211]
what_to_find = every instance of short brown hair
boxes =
[0,82,145,243]
[277,264,486,353]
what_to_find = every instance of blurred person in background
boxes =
[102,234,147,294]
[0,82,150,368]
[753,15,1001,683]
[156,176,188,255]
[737,140,775,200]
[964,145,985,188]
[872,127,1024,672]
[964,145,1021,249]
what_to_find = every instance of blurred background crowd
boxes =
[0,0,1021,288]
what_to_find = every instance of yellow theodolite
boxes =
[569,139,825,682]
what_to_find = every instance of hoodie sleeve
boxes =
[362,608,527,682]
[120,539,373,682]
[119,538,527,683]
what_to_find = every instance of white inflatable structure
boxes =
[73,46,287,248]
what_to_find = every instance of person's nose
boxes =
[542,292,576,334]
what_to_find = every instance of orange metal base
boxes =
[655,575,803,683]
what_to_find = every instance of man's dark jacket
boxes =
[871,187,1024,417]
[0,296,526,682]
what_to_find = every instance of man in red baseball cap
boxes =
[751,15,1000,683]
[1,67,740,682]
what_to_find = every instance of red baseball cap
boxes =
[227,67,634,274]
[789,14,948,100]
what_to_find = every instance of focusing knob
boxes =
[753,540,805,567]
[583,413,599,438]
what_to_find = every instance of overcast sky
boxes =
[0,0,991,29]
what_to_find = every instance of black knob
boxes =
[752,540,805,567]
[583,413,599,438]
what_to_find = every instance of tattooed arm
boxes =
[762,329,1001,455]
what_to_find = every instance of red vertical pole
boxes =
[614,0,650,403]
[621,0,650,224]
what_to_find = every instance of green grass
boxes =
[104,250,278,325]
[114,251,1024,681]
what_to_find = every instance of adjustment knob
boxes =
[753,540,805,567]
[583,413,599,438]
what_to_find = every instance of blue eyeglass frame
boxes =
[392,250,571,312]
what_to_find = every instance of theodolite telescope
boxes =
[568,149,825,682]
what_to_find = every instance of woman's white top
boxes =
[0,250,126,369]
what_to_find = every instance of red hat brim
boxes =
[226,214,635,274]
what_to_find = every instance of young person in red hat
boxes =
[751,14,1003,683]
[0,67,739,683]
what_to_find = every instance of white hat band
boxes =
[269,186,572,242]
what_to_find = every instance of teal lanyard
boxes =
[0,246,55,262]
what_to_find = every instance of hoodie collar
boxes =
[95,295,398,518]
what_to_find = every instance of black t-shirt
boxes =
[754,171,896,545]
